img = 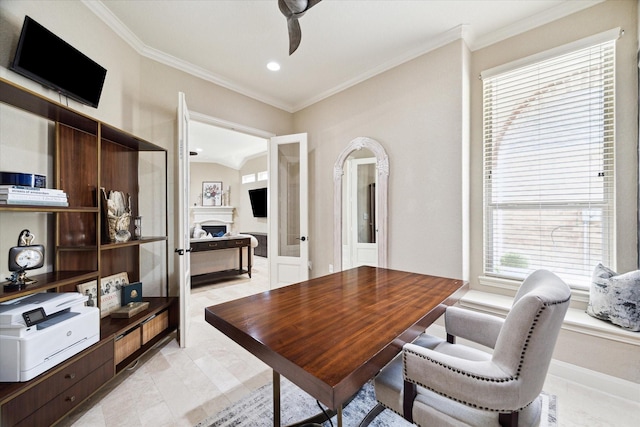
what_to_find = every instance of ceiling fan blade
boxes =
[288,18,302,55]
[306,0,322,10]
[282,0,308,15]
[278,0,322,55]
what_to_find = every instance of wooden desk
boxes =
[205,266,466,426]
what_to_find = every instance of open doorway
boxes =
[187,112,272,291]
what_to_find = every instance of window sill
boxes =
[478,275,590,305]
[460,290,640,347]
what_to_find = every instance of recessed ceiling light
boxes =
[267,61,281,71]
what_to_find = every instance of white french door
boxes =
[177,92,191,348]
[269,133,309,287]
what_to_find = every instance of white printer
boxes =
[0,292,99,382]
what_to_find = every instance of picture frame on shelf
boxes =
[202,181,222,206]
[100,272,129,318]
[77,280,98,308]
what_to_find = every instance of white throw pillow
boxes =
[586,263,640,331]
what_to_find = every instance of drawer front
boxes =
[191,240,228,252]
[229,238,249,247]
[114,328,141,365]
[15,362,114,427]
[141,310,169,345]
[1,340,113,426]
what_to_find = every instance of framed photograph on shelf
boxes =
[202,181,222,206]
[100,272,129,318]
[77,280,98,308]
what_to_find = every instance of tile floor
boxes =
[61,256,640,426]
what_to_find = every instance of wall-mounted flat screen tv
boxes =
[10,16,107,108]
[248,187,267,218]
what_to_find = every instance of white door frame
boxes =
[177,92,191,348]
[176,101,276,347]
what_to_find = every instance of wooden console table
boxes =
[190,236,252,286]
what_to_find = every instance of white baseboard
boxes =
[424,324,640,403]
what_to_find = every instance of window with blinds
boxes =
[482,39,615,287]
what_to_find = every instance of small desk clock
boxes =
[4,229,45,291]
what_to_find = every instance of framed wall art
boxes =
[202,181,222,206]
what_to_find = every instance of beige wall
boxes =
[189,162,239,208]
[294,39,470,280]
[0,0,638,383]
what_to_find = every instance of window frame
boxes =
[481,30,619,291]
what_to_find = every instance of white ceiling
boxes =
[87,0,601,113]
[188,120,267,167]
[84,0,602,165]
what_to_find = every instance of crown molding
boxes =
[468,0,605,51]
[83,0,606,113]
[82,0,295,112]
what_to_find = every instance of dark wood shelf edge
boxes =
[100,236,167,250]
[100,297,177,340]
[0,270,99,302]
[0,206,98,213]
[101,124,166,153]
[0,78,97,135]
[191,269,250,286]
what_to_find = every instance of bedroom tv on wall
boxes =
[248,188,267,218]
[10,16,107,108]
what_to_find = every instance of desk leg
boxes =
[337,405,343,427]
[273,370,281,427]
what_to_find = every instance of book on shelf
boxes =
[0,200,69,206]
[0,185,66,195]
[0,193,67,202]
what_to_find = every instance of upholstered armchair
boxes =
[367,269,571,427]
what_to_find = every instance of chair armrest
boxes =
[445,306,504,349]
[403,342,520,411]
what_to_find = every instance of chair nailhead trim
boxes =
[402,296,570,413]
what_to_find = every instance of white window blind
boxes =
[483,39,615,287]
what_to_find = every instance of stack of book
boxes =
[0,185,69,206]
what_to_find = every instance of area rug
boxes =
[196,378,557,427]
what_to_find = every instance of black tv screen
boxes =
[10,16,107,108]
[248,188,267,218]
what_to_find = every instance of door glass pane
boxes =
[357,163,376,243]
[278,142,300,257]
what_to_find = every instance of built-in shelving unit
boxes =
[0,77,177,427]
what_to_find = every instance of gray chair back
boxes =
[492,270,571,410]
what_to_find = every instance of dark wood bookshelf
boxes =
[0,77,174,427]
